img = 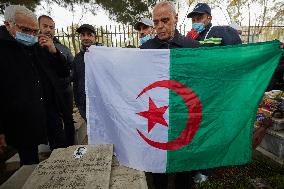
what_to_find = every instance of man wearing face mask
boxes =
[73,24,102,121]
[186,3,242,46]
[134,18,154,46]
[186,3,242,182]
[0,5,69,165]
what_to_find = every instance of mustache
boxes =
[82,40,93,43]
[42,32,53,38]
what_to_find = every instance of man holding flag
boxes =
[141,1,200,188]
[84,2,282,189]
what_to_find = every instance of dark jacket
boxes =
[141,30,200,49]
[72,50,86,120]
[72,43,102,120]
[197,23,242,46]
[267,54,284,91]
[0,25,69,146]
[53,37,74,66]
[53,37,74,89]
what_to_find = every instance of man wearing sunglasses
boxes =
[0,5,68,165]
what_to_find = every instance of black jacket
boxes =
[53,37,74,89]
[53,37,74,66]
[0,25,69,146]
[141,30,200,49]
[72,50,86,119]
[267,54,284,91]
[72,43,102,120]
[197,23,242,46]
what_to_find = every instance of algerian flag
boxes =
[85,41,282,173]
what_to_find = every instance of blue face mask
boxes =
[139,35,153,45]
[192,23,205,33]
[15,32,38,46]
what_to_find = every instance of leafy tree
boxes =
[95,0,148,24]
[0,0,40,14]
[51,0,173,24]
[95,0,175,24]
[1,0,175,24]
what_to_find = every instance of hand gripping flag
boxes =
[85,41,282,173]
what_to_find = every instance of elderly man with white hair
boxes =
[0,5,69,165]
[141,2,199,188]
[141,1,200,49]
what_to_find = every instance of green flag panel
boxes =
[167,41,282,173]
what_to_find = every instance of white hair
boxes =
[153,1,177,15]
[4,5,37,23]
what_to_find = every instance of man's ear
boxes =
[4,21,9,27]
[175,13,178,26]
[150,27,154,34]
[207,15,212,21]
[4,21,12,31]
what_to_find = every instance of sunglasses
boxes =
[13,23,39,35]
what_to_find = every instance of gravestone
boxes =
[1,144,148,189]
[258,129,284,165]
[0,164,37,189]
[73,110,87,144]
[22,145,113,189]
[110,158,148,189]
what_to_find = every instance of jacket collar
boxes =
[153,29,184,48]
[53,37,61,44]
[197,23,213,41]
[80,42,101,53]
[0,25,15,42]
[205,23,212,30]
[201,23,212,35]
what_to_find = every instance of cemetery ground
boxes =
[1,147,283,189]
[192,150,284,189]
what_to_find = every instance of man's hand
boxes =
[262,117,272,128]
[252,117,272,149]
[186,29,200,40]
[0,134,6,154]
[252,127,267,149]
[38,34,57,54]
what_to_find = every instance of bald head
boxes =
[152,1,178,41]
[153,1,176,15]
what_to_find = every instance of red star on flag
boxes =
[136,97,168,133]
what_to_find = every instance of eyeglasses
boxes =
[13,23,39,35]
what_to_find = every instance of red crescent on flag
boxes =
[136,80,202,150]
